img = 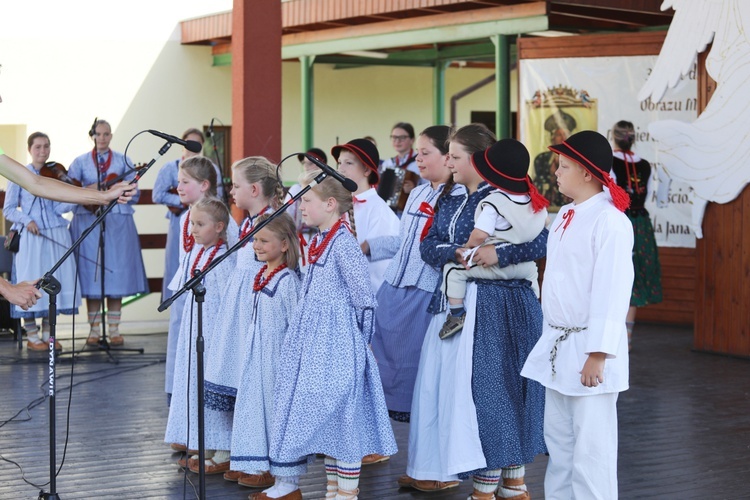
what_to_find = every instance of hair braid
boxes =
[346,205,357,240]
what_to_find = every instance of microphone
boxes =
[88,117,98,137]
[304,153,358,192]
[206,118,215,138]
[148,130,202,153]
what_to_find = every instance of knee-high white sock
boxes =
[336,460,361,498]
[325,456,338,498]
[497,465,527,498]
[262,475,298,498]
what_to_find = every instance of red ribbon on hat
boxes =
[417,202,435,242]
[353,196,367,204]
[525,178,550,213]
[559,141,631,212]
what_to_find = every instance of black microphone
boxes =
[148,130,202,153]
[207,118,215,138]
[304,153,358,192]
[88,117,98,137]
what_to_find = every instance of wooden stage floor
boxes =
[0,323,748,499]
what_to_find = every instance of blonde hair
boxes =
[191,196,229,241]
[180,156,218,197]
[231,156,285,209]
[254,213,300,269]
[301,169,356,238]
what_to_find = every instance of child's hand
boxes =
[456,247,470,268]
[580,352,606,387]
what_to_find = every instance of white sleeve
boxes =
[475,205,510,234]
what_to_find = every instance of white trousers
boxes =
[544,388,619,500]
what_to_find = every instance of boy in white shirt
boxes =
[521,130,634,499]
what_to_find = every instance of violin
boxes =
[40,161,145,212]
[167,186,188,216]
[39,161,81,187]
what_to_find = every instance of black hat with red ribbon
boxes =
[297,147,328,165]
[470,138,550,213]
[331,139,380,183]
[548,130,630,212]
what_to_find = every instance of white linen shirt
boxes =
[521,191,634,396]
[352,187,400,293]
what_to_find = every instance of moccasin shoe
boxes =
[238,470,275,488]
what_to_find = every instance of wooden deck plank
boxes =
[1,323,749,498]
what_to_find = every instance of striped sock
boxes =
[336,460,361,495]
[87,311,101,337]
[325,456,338,498]
[473,469,501,494]
[24,320,40,343]
[107,311,122,336]
[498,465,527,498]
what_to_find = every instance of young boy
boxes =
[521,130,634,499]
[439,138,549,340]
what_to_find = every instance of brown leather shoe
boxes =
[189,457,229,475]
[224,469,247,482]
[397,474,417,488]
[109,334,124,346]
[86,333,100,346]
[170,443,187,452]
[412,479,460,492]
[238,470,275,488]
[362,453,390,465]
[27,340,48,352]
[497,477,531,499]
[248,490,301,500]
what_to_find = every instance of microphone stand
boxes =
[158,168,333,499]
[35,141,170,500]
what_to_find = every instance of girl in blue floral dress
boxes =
[265,172,397,500]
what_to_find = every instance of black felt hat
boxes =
[297,147,328,165]
[331,138,380,182]
[548,130,630,211]
[471,138,549,213]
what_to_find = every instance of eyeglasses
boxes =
[390,135,410,141]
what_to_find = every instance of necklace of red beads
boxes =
[307,218,348,265]
[253,262,288,292]
[239,206,270,242]
[182,210,195,253]
[190,240,224,277]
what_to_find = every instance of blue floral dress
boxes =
[407,182,548,480]
[270,223,397,464]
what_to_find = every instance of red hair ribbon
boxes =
[418,201,435,242]
[298,231,308,266]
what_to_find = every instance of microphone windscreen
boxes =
[185,140,203,154]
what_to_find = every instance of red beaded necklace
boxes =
[307,219,346,265]
[190,240,224,276]
[239,206,270,241]
[253,262,288,291]
[182,210,195,253]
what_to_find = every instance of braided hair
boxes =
[231,156,284,209]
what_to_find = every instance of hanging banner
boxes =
[519,56,697,248]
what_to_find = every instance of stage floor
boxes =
[0,323,748,499]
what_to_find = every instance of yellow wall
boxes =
[1,2,517,326]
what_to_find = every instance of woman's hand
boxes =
[360,241,370,256]
[470,245,499,268]
[101,181,137,205]
[26,221,40,235]
[0,279,42,310]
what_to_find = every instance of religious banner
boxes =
[519,56,697,248]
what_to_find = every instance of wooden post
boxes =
[231,0,282,163]
[694,49,750,357]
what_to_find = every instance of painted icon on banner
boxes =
[526,86,597,211]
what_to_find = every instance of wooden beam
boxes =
[282,2,547,55]
[518,30,666,59]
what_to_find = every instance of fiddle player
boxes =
[67,119,148,347]
[3,132,81,351]
[0,150,134,313]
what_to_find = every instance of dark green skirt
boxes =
[629,213,663,307]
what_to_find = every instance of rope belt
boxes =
[549,324,588,377]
